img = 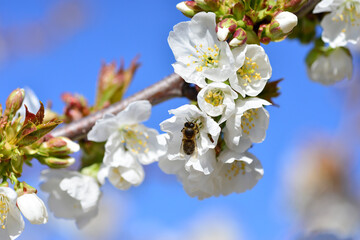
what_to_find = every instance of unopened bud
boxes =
[216,18,237,41]
[40,137,80,156]
[232,2,245,20]
[39,156,75,169]
[5,88,25,116]
[194,0,220,11]
[176,1,201,17]
[283,0,307,12]
[274,11,298,34]
[258,11,298,42]
[229,28,247,47]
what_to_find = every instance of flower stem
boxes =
[295,0,321,17]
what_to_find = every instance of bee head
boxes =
[184,122,195,128]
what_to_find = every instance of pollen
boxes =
[237,57,261,86]
[120,125,150,155]
[0,194,9,230]
[187,43,221,71]
[224,161,247,180]
[331,2,360,25]
[240,108,260,135]
[204,88,225,107]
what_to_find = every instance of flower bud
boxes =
[258,11,298,42]
[62,93,90,123]
[5,88,25,116]
[40,137,80,156]
[232,2,245,20]
[306,47,353,85]
[17,193,48,224]
[194,0,220,11]
[274,11,298,34]
[39,156,76,169]
[229,28,247,47]
[176,1,202,18]
[216,18,237,41]
[283,0,307,12]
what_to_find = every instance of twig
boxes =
[295,0,321,17]
[51,73,192,140]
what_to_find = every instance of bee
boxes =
[181,121,199,155]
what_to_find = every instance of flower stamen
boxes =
[240,109,259,135]
[204,89,224,107]
[120,125,150,154]
[238,57,261,86]
[0,195,9,230]
[188,44,220,72]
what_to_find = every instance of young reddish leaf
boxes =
[35,102,45,125]
[23,105,37,125]
[16,120,62,147]
[258,78,282,107]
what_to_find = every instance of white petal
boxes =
[275,11,298,33]
[217,150,264,196]
[108,153,145,190]
[87,113,119,142]
[17,193,48,224]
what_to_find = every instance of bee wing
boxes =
[179,139,186,158]
[179,138,198,160]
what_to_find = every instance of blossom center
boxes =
[204,88,224,106]
[120,125,149,155]
[0,194,9,229]
[187,44,220,72]
[331,1,360,30]
[237,57,261,86]
[224,161,246,180]
[240,108,259,135]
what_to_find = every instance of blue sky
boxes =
[0,1,358,239]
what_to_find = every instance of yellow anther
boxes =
[204,88,225,107]
[339,14,344,21]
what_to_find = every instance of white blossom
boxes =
[216,150,264,196]
[168,12,245,87]
[160,104,221,175]
[197,82,238,123]
[274,11,298,34]
[224,98,270,153]
[307,47,352,85]
[159,148,218,199]
[40,169,101,229]
[97,151,145,190]
[0,187,24,240]
[229,45,272,97]
[313,0,360,47]
[16,193,48,225]
[88,100,166,166]
[159,149,263,200]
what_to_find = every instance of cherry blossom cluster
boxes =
[158,11,283,199]
[2,0,357,238]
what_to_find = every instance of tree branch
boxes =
[51,73,192,140]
